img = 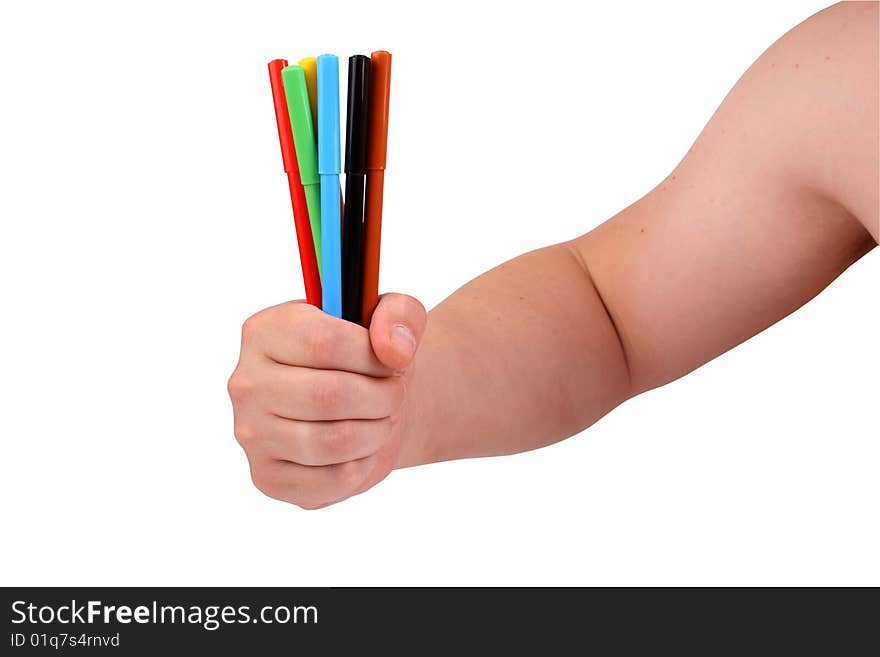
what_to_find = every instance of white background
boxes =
[1,0,876,586]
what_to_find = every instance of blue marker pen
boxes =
[317,54,342,318]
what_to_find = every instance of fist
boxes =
[227,294,427,509]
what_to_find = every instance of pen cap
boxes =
[281,65,319,186]
[366,51,391,171]
[317,54,341,175]
[345,55,371,174]
[298,57,320,135]
[268,59,296,174]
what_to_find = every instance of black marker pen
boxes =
[342,55,371,324]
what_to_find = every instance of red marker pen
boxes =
[268,59,322,307]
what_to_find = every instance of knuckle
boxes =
[250,464,285,500]
[241,314,262,343]
[335,460,365,492]
[289,300,313,320]
[233,421,258,449]
[227,372,254,404]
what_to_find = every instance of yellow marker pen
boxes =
[298,57,319,140]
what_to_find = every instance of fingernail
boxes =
[391,323,416,359]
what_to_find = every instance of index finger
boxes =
[245,301,394,377]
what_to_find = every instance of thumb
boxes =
[368,293,427,372]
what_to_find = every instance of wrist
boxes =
[396,307,456,468]
[395,353,432,468]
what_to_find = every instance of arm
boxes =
[229,2,877,508]
[399,1,877,466]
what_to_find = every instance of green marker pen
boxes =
[281,65,322,276]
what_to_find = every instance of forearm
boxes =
[397,243,632,467]
[396,2,878,469]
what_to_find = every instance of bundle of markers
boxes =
[268,51,391,327]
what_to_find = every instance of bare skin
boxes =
[228,2,878,509]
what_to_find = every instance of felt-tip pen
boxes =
[342,55,371,324]
[361,50,392,326]
[267,59,321,306]
[317,54,342,318]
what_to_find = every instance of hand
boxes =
[228,294,427,509]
